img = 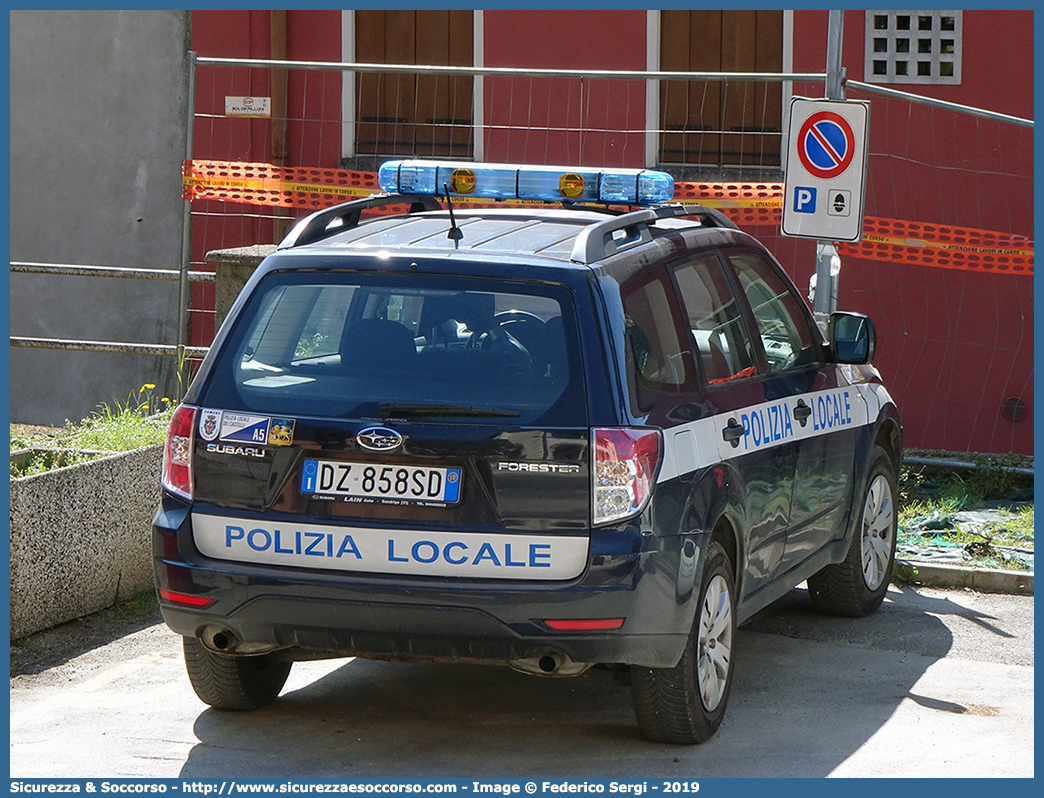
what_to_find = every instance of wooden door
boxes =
[660,11,783,169]
[355,10,474,158]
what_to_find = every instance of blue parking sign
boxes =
[793,186,817,214]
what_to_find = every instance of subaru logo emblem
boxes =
[356,426,404,452]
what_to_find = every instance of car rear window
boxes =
[200,270,587,426]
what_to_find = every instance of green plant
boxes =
[10,449,92,478]
[891,561,920,585]
[90,382,171,423]
[897,452,1034,573]
[175,346,191,404]
[901,450,1033,505]
[962,453,1033,500]
[995,504,1035,541]
[294,331,330,359]
[72,383,173,453]
[10,382,173,478]
[95,590,160,622]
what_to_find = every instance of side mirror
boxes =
[828,312,876,364]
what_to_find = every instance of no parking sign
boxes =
[782,98,870,242]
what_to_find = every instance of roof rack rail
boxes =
[569,203,738,265]
[278,193,442,249]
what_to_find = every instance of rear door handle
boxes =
[794,400,812,426]
[722,419,744,448]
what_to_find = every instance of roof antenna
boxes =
[442,183,464,248]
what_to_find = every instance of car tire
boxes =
[807,445,898,617]
[183,637,292,711]
[630,541,736,745]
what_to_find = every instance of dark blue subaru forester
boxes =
[154,160,901,744]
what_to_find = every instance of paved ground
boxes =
[9,584,1034,779]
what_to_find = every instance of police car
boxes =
[154,160,901,744]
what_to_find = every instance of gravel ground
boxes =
[9,594,164,677]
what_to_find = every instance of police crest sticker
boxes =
[268,418,296,446]
[199,409,222,442]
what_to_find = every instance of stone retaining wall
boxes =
[9,444,163,639]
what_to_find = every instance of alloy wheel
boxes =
[860,474,895,590]
[697,574,733,711]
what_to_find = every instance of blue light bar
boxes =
[377,160,675,205]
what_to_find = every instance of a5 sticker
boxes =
[219,412,271,445]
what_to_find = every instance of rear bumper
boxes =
[157,597,688,670]
[153,500,703,669]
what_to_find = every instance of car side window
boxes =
[620,269,693,412]
[671,255,759,385]
[726,249,820,372]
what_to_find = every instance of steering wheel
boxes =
[466,310,540,348]
[491,310,545,350]
[464,311,536,376]
[494,309,545,326]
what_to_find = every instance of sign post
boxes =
[782,98,870,244]
[782,96,870,325]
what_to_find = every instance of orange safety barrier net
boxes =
[184,160,1032,276]
[183,161,380,208]
[673,181,786,230]
[836,218,1034,277]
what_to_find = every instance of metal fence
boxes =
[181,53,1033,455]
[183,55,831,342]
[9,261,213,359]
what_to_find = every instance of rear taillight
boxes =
[162,404,197,500]
[158,589,214,608]
[592,428,662,525]
[543,618,625,631]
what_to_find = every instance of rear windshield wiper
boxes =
[379,402,521,419]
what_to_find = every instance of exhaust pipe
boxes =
[201,625,240,652]
[200,625,277,656]
[509,648,592,678]
[538,653,563,673]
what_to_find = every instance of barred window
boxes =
[865,11,962,85]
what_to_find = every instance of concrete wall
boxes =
[9,10,191,425]
[9,445,163,639]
